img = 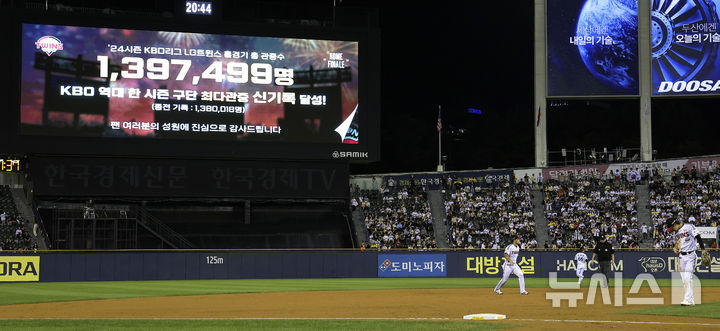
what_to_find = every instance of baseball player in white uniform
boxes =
[494,237,528,295]
[575,247,588,285]
[670,218,706,306]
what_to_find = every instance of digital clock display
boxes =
[0,159,22,172]
[185,1,212,15]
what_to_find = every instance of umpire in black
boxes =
[590,234,615,287]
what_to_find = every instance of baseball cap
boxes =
[665,219,682,232]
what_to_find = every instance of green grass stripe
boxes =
[0,319,518,331]
[1,278,720,306]
[620,301,720,319]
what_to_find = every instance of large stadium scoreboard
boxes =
[0,3,380,162]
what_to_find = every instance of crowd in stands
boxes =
[353,164,720,251]
[543,170,641,250]
[0,212,35,251]
[445,181,537,249]
[0,185,36,252]
[649,166,720,249]
[355,177,437,250]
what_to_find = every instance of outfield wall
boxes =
[1,251,719,282]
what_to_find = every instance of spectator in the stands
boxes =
[649,165,720,248]
[361,184,437,250]
[544,170,640,249]
[446,181,536,249]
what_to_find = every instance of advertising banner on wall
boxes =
[651,0,720,95]
[696,227,718,239]
[547,0,639,96]
[542,164,609,181]
[30,156,349,198]
[6,251,718,282]
[383,170,514,190]
[447,251,720,279]
[377,254,447,278]
[0,256,40,282]
[543,156,720,181]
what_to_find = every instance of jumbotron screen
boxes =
[546,0,639,96]
[652,0,720,95]
[20,24,360,145]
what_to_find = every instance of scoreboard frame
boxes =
[0,8,380,163]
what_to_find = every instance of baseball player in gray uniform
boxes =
[669,218,706,306]
[494,237,528,295]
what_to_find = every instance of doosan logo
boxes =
[658,80,720,93]
[35,36,63,56]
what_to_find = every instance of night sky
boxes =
[351,1,535,174]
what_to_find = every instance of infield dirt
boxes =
[1,287,719,330]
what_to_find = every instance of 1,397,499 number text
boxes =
[96,55,294,86]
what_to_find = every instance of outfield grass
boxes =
[0,319,517,331]
[1,278,719,330]
[623,301,720,319]
[1,278,719,306]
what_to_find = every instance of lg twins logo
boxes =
[35,36,63,56]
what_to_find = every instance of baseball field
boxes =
[1,278,719,330]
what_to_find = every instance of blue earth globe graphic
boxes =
[576,0,638,93]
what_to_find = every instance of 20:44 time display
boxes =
[96,55,294,86]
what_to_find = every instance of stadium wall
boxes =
[1,251,719,282]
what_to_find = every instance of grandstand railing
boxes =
[135,207,196,249]
[29,197,51,250]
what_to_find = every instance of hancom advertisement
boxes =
[652,0,720,95]
[377,254,447,278]
[0,256,40,282]
[547,0,639,96]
